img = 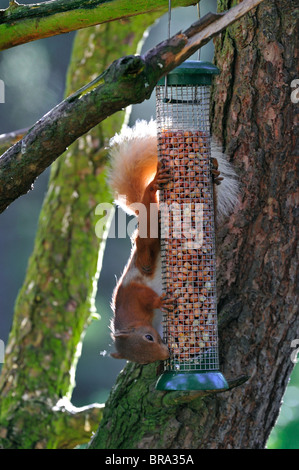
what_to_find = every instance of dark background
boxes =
[0,0,298,449]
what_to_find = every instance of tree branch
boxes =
[51,399,104,449]
[0,0,196,51]
[0,0,265,214]
[0,127,29,154]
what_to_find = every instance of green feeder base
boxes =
[156,370,229,391]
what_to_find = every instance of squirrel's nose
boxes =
[163,349,170,359]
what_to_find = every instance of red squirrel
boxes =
[108,120,239,364]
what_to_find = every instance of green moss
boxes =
[1,0,196,50]
[0,11,162,449]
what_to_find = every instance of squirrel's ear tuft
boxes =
[111,351,125,359]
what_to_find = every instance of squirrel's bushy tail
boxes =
[108,119,239,219]
[108,120,158,215]
[211,141,240,222]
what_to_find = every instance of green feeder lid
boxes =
[156,370,229,392]
[158,60,220,86]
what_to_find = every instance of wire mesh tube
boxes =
[155,62,228,391]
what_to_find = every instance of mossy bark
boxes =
[89,0,298,449]
[0,0,195,51]
[0,13,161,449]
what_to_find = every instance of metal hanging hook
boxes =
[197,2,201,61]
[168,0,172,39]
[164,0,172,103]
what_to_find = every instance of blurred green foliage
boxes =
[268,364,299,449]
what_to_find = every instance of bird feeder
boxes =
[155,61,229,391]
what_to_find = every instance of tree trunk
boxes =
[89,0,298,449]
[0,13,161,449]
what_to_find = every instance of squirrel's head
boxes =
[111,326,169,364]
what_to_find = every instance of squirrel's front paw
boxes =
[159,292,175,312]
[211,157,224,186]
[152,161,172,190]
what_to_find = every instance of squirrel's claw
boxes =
[159,293,175,312]
[152,161,172,190]
[211,157,224,186]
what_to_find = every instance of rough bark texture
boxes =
[209,0,299,447]
[0,13,161,449]
[89,0,298,449]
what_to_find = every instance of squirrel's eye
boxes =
[145,334,154,342]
